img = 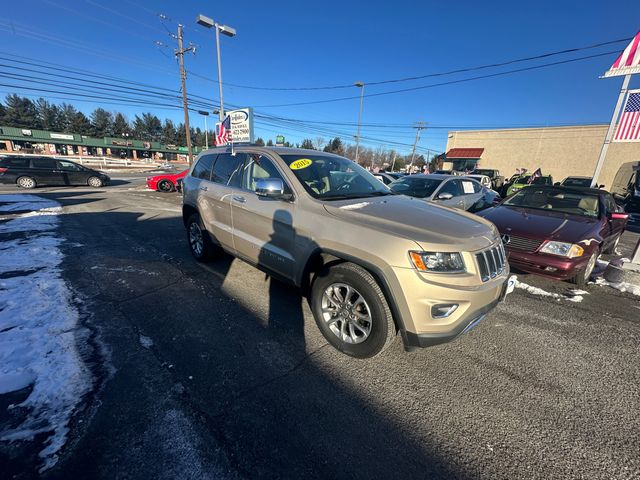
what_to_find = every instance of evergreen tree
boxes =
[90,108,114,137]
[254,137,265,146]
[133,112,162,141]
[0,103,6,125]
[71,111,92,135]
[161,119,177,144]
[4,94,40,128]
[113,112,131,136]
[266,139,274,146]
[175,122,187,145]
[323,137,344,155]
[35,98,61,131]
[300,138,315,150]
[58,103,79,133]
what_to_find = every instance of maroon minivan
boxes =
[479,185,628,287]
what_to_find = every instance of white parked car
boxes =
[464,174,492,189]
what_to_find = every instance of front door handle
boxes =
[199,185,208,191]
[233,195,246,203]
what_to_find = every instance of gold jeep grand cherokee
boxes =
[182,147,511,358]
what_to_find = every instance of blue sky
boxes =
[1,0,639,154]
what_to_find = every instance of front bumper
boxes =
[506,248,588,280]
[389,263,509,348]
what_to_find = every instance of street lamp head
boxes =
[196,14,215,28]
[197,110,210,116]
[219,25,236,37]
[354,81,364,88]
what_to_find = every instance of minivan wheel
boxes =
[88,176,103,188]
[157,179,174,192]
[311,262,396,358]
[186,213,215,261]
[17,176,36,189]
[569,252,598,288]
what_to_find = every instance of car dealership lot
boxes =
[1,180,639,479]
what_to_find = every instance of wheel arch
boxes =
[182,204,198,227]
[299,248,407,335]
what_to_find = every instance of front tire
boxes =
[569,252,598,288]
[88,176,103,187]
[186,213,216,262]
[157,179,174,192]
[311,262,396,358]
[17,176,36,189]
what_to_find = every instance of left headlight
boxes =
[409,251,466,273]
[539,241,584,258]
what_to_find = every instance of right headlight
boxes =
[539,241,584,258]
[409,251,466,273]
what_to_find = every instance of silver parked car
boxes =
[389,174,499,212]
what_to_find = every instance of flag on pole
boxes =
[603,31,640,78]
[527,168,542,184]
[215,116,231,146]
[614,90,640,142]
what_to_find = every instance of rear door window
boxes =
[211,153,244,187]
[32,158,57,169]
[192,154,216,181]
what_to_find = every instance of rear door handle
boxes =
[233,195,246,203]
[199,186,208,191]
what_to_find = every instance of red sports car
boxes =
[146,169,188,192]
[478,185,628,287]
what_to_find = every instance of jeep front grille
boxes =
[476,243,507,282]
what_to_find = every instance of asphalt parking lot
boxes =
[1,176,639,479]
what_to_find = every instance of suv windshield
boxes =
[389,176,442,198]
[280,154,390,200]
[504,187,600,218]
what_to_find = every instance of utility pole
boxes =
[408,122,427,173]
[354,81,365,163]
[176,24,195,164]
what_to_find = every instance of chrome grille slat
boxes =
[475,243,506,283]
[504,235,542,252]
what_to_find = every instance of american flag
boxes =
[615,91,640,142]
[603,31,640,78]
[215,115,231,146]
[527,168,542,184]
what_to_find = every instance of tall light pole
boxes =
[354,81,364,163]
[198,110,210,149]
[196,14,236,122]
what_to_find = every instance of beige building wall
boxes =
[446,125,640,189]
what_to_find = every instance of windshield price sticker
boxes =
[290,158,313,170]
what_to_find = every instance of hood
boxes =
[480,206,598,242]
[323,195,498,252]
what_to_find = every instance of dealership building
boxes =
[0,125,201,161]
[444,124,640,191]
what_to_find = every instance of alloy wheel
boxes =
[321,283,372,344]
[189,222,204,257]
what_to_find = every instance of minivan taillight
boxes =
[0,167,7,173]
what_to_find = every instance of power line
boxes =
[253,50,620,107]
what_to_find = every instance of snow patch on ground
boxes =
[514,280,585,302]
[593,276,640,296]
[0,194,91,471]
[139,335,154,349]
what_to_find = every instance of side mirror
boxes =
[554,182,561,186]
[599,184,605,189]
[255,178,285,198]
[436,192,453,201]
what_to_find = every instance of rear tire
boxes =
[158,179,174,192]
[186,213,216,262]
[16,176,36,189]
[568,252,598,288]
[87,176,103,188]
[310,262,396,358]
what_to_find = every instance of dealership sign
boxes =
[228,108,254,143]
[50,133,74,141]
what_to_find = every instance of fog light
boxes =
[431,304,458,319]
[544,267,557,272]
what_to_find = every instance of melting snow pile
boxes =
[514,279,586,302]
[0,194,91,471]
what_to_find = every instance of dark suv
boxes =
[0,155,110,188]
